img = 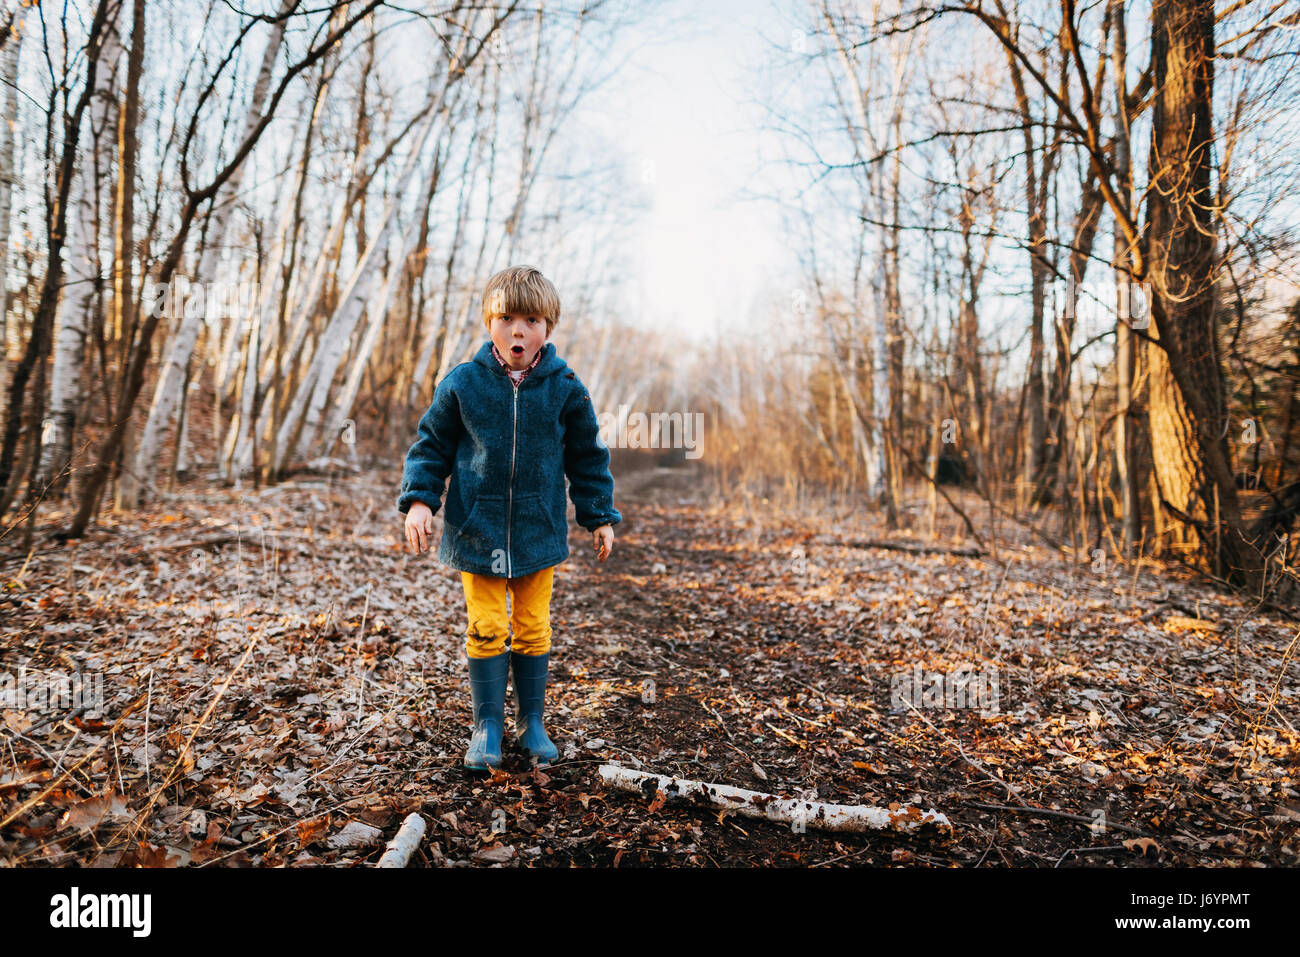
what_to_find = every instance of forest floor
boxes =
[1,461,1297,867]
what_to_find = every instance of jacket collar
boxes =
[472,340,566,381]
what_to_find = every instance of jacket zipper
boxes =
[506,376,519,578]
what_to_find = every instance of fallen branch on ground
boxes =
[598,763,952,835]
[376,813,427,868]
[841,539,984,558]
[150,528,391,563]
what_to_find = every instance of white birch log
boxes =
[375,812,427,868]
[35,12,123,491]
[598,764,952,835]
[133,0,293,494]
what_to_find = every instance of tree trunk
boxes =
[112,0,144,511]
[1035,174,1104,506]
[321,121,446,456]
[0,2,22,434]
[0,0,117,513]
[1144,0,1260,583]
[223,96,314,479]
[1111,0,1141,556]
[33,5,123,496]
[883,95,905,526]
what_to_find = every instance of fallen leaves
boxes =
[296,816,330,847]
[327,820,383,850]
[2,470,1296,869]
[472,844,516,864]
[1163,616,1221,635]
[120,841,187,867]
[1123,837,1163,858]
[58,793,133,832]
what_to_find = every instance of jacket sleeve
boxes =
[562,382,622,530]
[397,377,463,514]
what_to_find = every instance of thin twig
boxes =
[0,695,146,831]
[965,801,1154,837]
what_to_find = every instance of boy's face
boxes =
[490,313,549,370]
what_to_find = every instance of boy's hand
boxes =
[593,524,614,562]
[405,502,435,554]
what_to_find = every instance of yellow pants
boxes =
[461,566,554,658]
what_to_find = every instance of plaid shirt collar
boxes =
[490,342,543,385]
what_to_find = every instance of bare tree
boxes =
[67,0,389,536]
[0,0,23,433]
[131,0,298,500]
[31,1,123,498]
[0,0,118,515]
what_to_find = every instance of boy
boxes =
[398,265,620,771]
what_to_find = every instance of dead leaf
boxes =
[1163,616,1219,634]
[473,844,516,864]
[327,820,383,849]
[58,793,132,831]
[120,841,186,867]
[296,816,330,847]
[1123,837,1162,857]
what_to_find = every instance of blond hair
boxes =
[481,265,561,334]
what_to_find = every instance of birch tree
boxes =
[0,0,118,515]
[812,0,918,520]
[268,90,445,473]
[32,2,123,496]
[131,0,297,499]
[110,0,146,510]
[0,1,23,433]
[67,0,389,536]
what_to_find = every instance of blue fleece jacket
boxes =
[398,339,621,577]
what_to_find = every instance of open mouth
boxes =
[511,345,525,355]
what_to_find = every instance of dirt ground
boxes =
[2,462,1297,867]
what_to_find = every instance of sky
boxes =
[566,0,1300,369]
[577,0,797,343]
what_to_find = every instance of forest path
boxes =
[1,466,1295,866]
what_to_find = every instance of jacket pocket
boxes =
[450,493,506,559]
[509,493,565,565]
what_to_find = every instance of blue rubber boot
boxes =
[510,651,559,766]
[464,651,509,771]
